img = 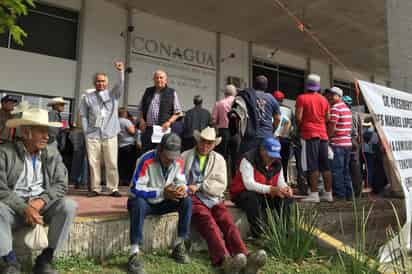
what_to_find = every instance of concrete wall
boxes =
[219,35,249,99]
[0,48,77,97]
[0,0,390,110]
[78,0,127,98]
[129,11,217,111]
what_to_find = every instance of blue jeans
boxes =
[127,197,192,245]
[332,146,353,198]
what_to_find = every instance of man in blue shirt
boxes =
[238,75,281,155]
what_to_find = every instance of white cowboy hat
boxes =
[193,127,222,146]
[47,97,67,106]
[6,108,62,128]
[11,101,30,114]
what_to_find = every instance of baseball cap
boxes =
[1,95,20,103]
[261,137,281,159]
[159,133,182,160]
[342,95,353,105]
[272,90,285,101]
[305,74,321,92]
[325,86,343,97]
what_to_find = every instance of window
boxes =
[333,79,364,106]
[0,32,8,48]
[0,90,74,122]
[1,3,79,60]
[253,59,305,100]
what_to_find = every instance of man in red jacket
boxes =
[230,137,293,238]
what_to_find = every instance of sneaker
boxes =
[244,250,267,274]
[87,191,99,197]
[301,192,320,203]
[110,191,122,197]
[33,261,57,274]
[222,253,247,274]
[171,242,190,264]
[3,262,21,274]
[128,253,146,274]
[319,192,334,202]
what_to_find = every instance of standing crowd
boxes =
[0,62,386,274]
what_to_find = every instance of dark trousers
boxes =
[332,146,353,198]
[118,144,139,184]
[364,153,377,191]
[279,137,291,182]
[191,195,248,265]
[182,137,196,152]
[141,126,157,154]
[70,150,88,187]
[127,197,192,245]
[293,143,308,194]
[233,191,293,237]
[215,129,239,177]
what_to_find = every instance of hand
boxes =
[269,186,285,198]
[280,186,293,198]
[164,185,179,201]
[139,119,147,133]
[175,185,187,198]
[161,121,171,132]
[188,185,199,194]
[29,198,45,212]
[115,62,124,71]
[24,205,44,225]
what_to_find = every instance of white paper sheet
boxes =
[151,125,171,143]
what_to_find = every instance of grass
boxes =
[51,250,345,274]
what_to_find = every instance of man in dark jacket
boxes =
[182,95,211,151]
[230,137,293,238]
[138,70,183,152]
[0,108,77,274]
[47,97,67,151]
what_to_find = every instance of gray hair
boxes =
[224,84,237,96]
[153,70,167,79]
[93,72,108,84]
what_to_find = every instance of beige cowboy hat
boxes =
[11,101,30,114]
[6,108,62,128]
[47,97,67,106]
[193,127,222,146]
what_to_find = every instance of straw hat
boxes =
[11,101,30,114]
[193,127,222,146]
[6,108,62,128]
[47,97,67,106]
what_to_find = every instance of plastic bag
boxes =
[328,145,334,160]
[24,224,48,250]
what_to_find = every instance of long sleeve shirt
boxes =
[79,71,124,139]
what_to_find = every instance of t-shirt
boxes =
[274,105,292,138]
[118,117,135,148]
[255,91,281,138]
[329,101,352,147]
[295,92,329,140]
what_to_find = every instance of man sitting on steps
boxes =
[127,133,192,274]
[0,108,78,274]
[182,127,267,274]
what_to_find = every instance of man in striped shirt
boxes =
[325,87,353,200]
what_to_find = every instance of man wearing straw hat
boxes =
[0,95,20,143]
[182,127,267,274]
[0,108,77,274]
[47,97,67,151]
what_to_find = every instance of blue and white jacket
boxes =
[129,150,187,204]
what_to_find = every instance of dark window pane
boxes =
[29,3,78,20]
[279,72,304,100]
[10,4,78,60]
[0,32,8,48]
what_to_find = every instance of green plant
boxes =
[335,198,381,274]
[260,202,319,262]
[383,202,411,274]
[0,0,35,45]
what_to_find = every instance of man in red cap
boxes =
[272,91,293,182]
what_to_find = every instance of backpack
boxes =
[228,88,258,139]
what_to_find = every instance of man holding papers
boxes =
[137,70,183,153]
